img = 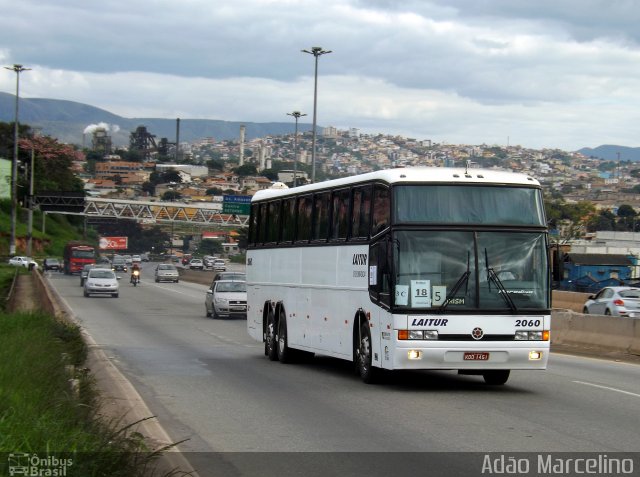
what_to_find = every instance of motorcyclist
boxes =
[130,262,141,284]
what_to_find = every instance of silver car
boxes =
[205,280,247,319]
[155,264,180,283]
[583,286,640,317]
[84,268,120,298]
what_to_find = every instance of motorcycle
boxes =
[131,269,140,286]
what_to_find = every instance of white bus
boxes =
[246,167,550,385]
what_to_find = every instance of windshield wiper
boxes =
[485,248,517,312]
[438,251,470,313]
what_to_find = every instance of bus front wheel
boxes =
[483,370,510,385]
[265,310,279,361]
[355,322,379,384]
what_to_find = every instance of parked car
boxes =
[43,257,61,271]
[84,268,120,298]
[583,286,640,317]
[189,258,205,270]
[213,259,226,271]
[155,263,180,283]
[8,256,38,269]
[205,280,247,319]
[211,272,246,285]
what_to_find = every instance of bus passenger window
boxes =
[351,185,371,240]
[372,185,390,236]
[266,201,280,243]
[296,195,312,242]
[280,198,296,243]
[331,189,349,240]
[312,192,331,241]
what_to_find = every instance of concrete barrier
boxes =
[552,309,640,356]
[552,290,592,313]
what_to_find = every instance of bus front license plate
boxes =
[464,352,490,361]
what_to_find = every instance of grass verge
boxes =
[0,307,179,475]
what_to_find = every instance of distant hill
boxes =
[0,92,313,147]
[578,145,640,162]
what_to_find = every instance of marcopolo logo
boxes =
[352,253,367,266]
[8,453,73,476]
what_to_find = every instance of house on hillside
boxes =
[561,253,636,292]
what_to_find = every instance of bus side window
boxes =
[266,201,281,243]
[312,191,331,241]
[280,197,296,243]
[257,203,268,245]
[330,188,349,240]
[296,195,312,242]
[249,204,259,246]
[372,184,390,236]
[351,185,371,240]
[369,240,391,308]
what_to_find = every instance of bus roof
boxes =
[252,167,540,202]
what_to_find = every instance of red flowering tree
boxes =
[18,134,85,201]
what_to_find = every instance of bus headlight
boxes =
[400,330,438,340]
[515,330,547,341]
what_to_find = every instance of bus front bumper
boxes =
[387,341,549,371]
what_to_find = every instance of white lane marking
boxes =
[145,281,207,299]
[573,380,640,398]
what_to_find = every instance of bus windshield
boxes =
[394,185,545,226]
[393,230,549,311]
[72,249,95,259]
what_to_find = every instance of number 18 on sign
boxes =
[411,280,431,307]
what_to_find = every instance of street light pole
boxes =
[302,47,331,183]
[287,111,306,187]
[4,64,31,256]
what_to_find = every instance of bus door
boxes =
[368,238,393,368]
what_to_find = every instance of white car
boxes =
[583,286,640,317]
[84,268,120,298]
[213,259,226,271]
[205,280,247,319]
[155,263,180,283]
[132,255,142,263]
[8,256,38,269]
[189,258,205,270]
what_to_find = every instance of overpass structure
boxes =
[34,195,250,227]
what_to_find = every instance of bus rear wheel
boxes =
[277,310,293,363]
[265,310,279,361]
[483,370,510,385]
[355,322,379,384]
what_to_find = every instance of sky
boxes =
[1,0,640,152]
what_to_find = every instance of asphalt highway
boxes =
[46,263,640,476]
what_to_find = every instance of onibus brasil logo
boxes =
[8,453,73,476]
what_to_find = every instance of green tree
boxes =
[161,190,182,201]
[198,239,223,255]
[233,164,257,177]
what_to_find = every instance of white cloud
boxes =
[1,0,640,150]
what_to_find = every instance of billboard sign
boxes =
[99,236,128,250]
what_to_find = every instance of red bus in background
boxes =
[63,241,96,274]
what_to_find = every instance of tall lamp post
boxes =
[287,111,306,187]
[302,47,331,183]
[4,64,31,256]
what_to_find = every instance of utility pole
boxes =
[287,111,306,187]
[4,64,31,255]
[302,47,331,183]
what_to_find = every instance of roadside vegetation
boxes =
[0,266,180,475]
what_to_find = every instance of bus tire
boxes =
[483,370,510,385]
[277,309,293,364]
[355,321,379,384]
[266,309,279,361]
